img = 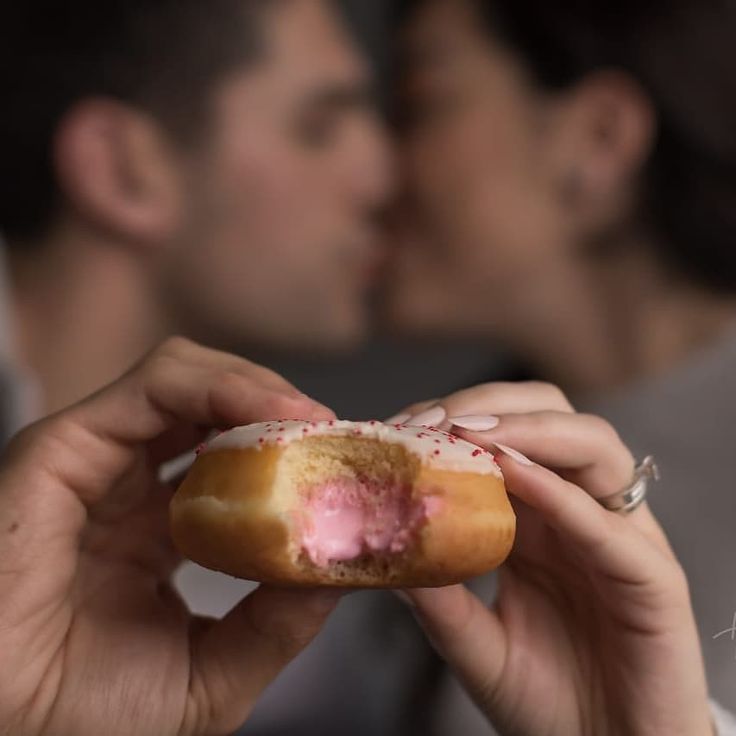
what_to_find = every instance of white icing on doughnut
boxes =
[202,420,501,476]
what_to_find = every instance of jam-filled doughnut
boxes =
[170,420,515,588]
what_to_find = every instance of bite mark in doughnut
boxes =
[170,420,515,588]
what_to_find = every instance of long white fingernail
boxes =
[407,406,446,428]
[493,443,535,466]
[385,413,411,425]
[449,415,500,432]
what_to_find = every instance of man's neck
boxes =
[508,246,736,398]
[7,229,167,415]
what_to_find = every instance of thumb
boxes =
[401,585,508,713]
[187,585,342,735]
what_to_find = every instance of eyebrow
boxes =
[301,80,379,111]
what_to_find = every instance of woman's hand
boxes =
[395,383,712,736]
[0,337,340,736]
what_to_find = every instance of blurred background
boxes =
[263,0,507,421]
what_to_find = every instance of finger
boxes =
[453,413,673,552]
[389,382,574,431]
[453,411,635,498]
[186,586,342,735]
[440,381,574,420]
[395,383,574,432]
[51,348,333,504]
[401,586,508,714]
[153,337,308,399]
[79,338,333,442]
[148,423,210,470]
[385,400,438,424]
[84,486,181,576]
[143,340,335,464]
[495,452,677,590]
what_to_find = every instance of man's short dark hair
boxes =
[0,1,276,243]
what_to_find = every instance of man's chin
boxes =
[377,290,456,341]
[249,313,372,357]
[292,321,371,356]
[374,286,422,335]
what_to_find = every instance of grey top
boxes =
[581,325,736,713]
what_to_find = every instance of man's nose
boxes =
[351,120,399,209]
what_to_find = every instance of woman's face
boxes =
[385,0,580,338]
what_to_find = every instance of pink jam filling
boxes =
[297,478,441,568]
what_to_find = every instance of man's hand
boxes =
[0,337,340,736]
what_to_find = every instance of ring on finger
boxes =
[598,456,660,514]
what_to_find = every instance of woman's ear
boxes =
[53,99,186,245]
[546,70,656,223]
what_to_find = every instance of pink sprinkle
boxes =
[258,438,265,445]
[434,439,441,444]
[433,449,441,456]
[472,449,483,457]
[278,427,286,433]
[369,420,378,426]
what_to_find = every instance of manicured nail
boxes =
[385,412,412,425]
[449,415,500,432]
[493,443,535,466]
[407,405,446,428]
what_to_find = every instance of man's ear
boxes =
[54,100,186,244]
[546,70,656,223]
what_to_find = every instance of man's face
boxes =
[161,0,393,352]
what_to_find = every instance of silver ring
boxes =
[599,456,660,514]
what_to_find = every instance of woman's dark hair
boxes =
[397,0,736,294]
[0,1,277,243]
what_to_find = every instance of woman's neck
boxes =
[509,246,736,398]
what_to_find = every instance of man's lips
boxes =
[362,241,390,285]
[343,230,389,286]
